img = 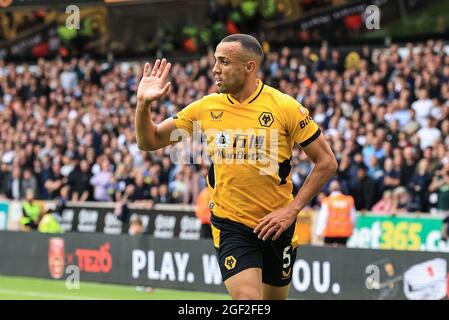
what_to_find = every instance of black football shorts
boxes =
[211,214,297,287]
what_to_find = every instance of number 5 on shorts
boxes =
[283,246,291,268]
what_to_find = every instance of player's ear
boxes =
[246,61,256,73]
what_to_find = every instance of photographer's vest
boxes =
[20,201,41,226]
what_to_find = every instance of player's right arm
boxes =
[135,59,177,151]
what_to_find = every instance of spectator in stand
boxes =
[368,156,384,185]
[408,159,432,212]
[0,163,11,197]
[372,190,394,215]
[392,186,412,213]
[417,117,442,150]
[169,168,188,204]
[158,184,171,204]
[44,162,65,200]
[90,159,113,201]
[411,87,434,128]
[429,164,449,214]
[351,165,378,211]
[7,166,22,200]
[127,170,151,203]
[380,158,401,193]
[21,168,37,198]
[149,186,160,204]
[401,146,417,187]
[60,63,78,92]
[68,159,92,201]
[159,156,174,185]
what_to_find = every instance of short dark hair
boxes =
[221,34,264,64]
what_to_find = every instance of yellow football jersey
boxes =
[173,80,320,245]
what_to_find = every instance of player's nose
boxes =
[212,61,220,74]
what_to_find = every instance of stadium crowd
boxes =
[0,39,448,215]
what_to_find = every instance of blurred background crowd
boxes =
[0,38,448,215]
[0,0,449,218]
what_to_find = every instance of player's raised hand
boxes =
[137,58,171,105]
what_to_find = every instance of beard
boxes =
[216,85,227,93]
[217,85,230,94]
[216,79,243,94]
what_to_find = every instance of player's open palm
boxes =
[137,58,171,104]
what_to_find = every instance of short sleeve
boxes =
[284,97,320,147]
[172,100,200,136]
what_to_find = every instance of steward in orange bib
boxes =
[316,180,356,246]
[196,187,212,238]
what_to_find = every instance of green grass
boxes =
[0,275,230,300]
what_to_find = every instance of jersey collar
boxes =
[226,79,264,105]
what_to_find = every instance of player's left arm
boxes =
[254,133,337,241]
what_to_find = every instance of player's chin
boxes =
[216,85,227,93]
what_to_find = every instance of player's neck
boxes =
[230,79,259,103]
